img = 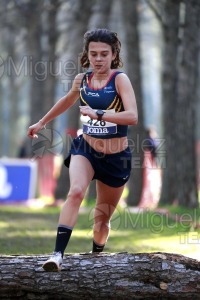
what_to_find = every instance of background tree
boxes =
[122,0,145,206]
[54,0,94,200]
[0,1,24,157]
[148,0,200,208]
[16,0,61,156]
[153,0,181,205]
[174,0,200,207]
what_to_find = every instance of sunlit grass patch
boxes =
[0,204,199,259]
[0,221,9,229]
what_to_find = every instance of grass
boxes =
[0,204,200,260]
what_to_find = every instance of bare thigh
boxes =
[58,155,95,226]
[69,154,95,189]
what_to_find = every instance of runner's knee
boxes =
[67,185,85,205]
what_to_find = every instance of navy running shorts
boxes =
[64,135,132,187]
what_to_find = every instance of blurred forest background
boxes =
[0,0,200,209]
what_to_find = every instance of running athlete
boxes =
[27,28,138,272]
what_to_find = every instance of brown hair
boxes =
[80,28,123,69]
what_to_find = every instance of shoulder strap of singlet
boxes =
[106,71,124,90]
[107,70,124,84]
[80,71,92,88]
[113,70,123,76]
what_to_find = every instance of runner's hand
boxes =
[27,121,45,138]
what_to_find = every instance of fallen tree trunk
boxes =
[0,252,200,300]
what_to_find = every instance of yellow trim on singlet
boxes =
[116,102,122,112]
[80,92,89,105]
[86,74,89,84]
[106,95,122,112]
[106,95,117,110]
[113,98,120,111]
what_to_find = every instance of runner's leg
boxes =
[92,180,124,252]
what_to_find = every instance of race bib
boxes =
[81,109,117,135]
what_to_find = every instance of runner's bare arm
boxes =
[27,73,84,138]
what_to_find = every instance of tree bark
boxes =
[160,0,200,208]
[43,0,60,116]
[0,2,27,157]
[26,2,45,125]
[121,0,145,206]
[159,0,180,205]
[174,0,200,207]
[0,252,200,299]
[88,0,113,28]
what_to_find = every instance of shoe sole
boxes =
[42,261,61,272]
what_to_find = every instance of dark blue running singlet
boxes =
[79,71,128,139]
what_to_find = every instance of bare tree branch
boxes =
[144,0,164,26]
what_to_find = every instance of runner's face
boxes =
[88,42,116,74]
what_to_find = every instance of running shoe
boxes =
[42,252,63,272]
